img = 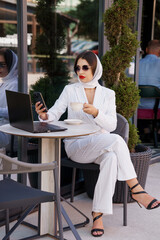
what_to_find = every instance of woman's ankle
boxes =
[92,211,103,217]
[127,180,144,193]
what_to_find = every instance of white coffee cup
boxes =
[70,102,83,112]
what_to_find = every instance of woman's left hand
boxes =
[83,103,98,118]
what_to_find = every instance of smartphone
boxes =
[33,92,48,112]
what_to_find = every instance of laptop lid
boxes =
[6,90,34,132]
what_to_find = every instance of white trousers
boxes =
[65,133,137,215]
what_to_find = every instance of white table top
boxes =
[0,121,100,139]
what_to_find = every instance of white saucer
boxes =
[64,119,83,125]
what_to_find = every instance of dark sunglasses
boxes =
[75,65,91,72]
[0,62,7,68]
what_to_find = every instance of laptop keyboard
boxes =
[33,122,67,133]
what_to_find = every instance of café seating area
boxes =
[0,114,160,240]
[0,159,160,240]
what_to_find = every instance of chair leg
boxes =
[123,182,128,226]
[53,167,64,240]
[54,165,88,239]
[153,99,159,148]
[61,205,82,240]
[153,129,158,148]
[71,168,76,202]
[61,196,89,231]
[3,205,37,240]
[37,204,40,235]
[5,209,10,240]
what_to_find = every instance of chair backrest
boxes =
[0,152,57,175]
[139,85,160,98]
[112,113,129,144]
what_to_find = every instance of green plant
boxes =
[102,0,140,152]
[67,0,99,41]
[30,0,70,106]
[4,23,17,35]
[35,0,67,77]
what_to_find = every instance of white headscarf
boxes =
[1,50,18,83]
[78,54,103,88]
[0,50,18,113]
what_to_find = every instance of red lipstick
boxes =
[79,75,85,79]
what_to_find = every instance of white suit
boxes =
[43,82,137,214]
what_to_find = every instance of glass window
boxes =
[0,1,18,55]
[29,0,99,110]
[0,1,99,109]
[153,0,160,40]
[125,3,139,80]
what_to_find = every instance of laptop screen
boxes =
[6,90,34,132]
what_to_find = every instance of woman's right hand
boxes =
[35,102,48,120]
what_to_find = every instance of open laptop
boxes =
[6,90,67,133]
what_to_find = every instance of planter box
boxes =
[83,145,152,203]
[113,145,152,203]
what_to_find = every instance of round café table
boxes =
[0,121,100,236]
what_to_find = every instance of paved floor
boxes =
[0,160,160,240]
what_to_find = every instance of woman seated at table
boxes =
[35,50,160,237]
[0,48,18,148]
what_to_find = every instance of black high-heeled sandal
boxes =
[91,212,104,237]
[130,183,160,210]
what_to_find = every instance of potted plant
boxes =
[101,0,152,203]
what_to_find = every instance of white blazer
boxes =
[45,82,117,133]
